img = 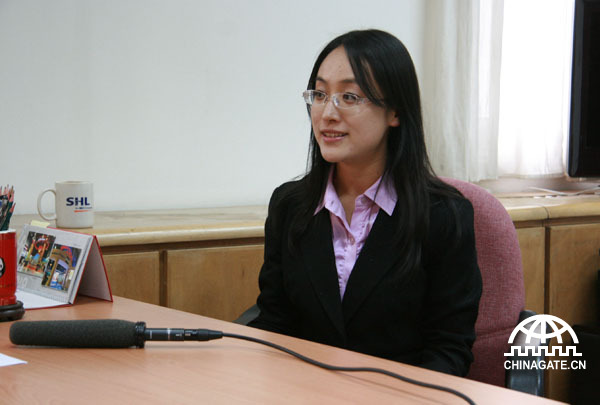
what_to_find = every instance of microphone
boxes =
[9,319,223,348]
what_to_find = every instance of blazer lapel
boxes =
[300,210,346,339]
[342,207,400,323]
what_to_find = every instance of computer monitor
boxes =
[568,0,600,177]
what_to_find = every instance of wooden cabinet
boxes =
[547,223,600,325]
[166,245,264,321]
[101,239,264,323]
[516,227,545,315]
[545,222,600,401]
[103,252,161,305]
[100,226,550,327]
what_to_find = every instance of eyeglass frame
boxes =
[302,90,374,111]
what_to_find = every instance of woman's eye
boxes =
[314,91,327,101]
[342,93,359,104]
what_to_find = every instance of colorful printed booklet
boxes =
[16,224,112,309]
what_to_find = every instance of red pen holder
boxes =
[0,230,24,321]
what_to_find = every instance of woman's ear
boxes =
[387,111,400,127]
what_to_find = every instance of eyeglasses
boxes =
[302,90,372,112]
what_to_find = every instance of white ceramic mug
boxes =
[37,181,94,228]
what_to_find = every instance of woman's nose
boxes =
[321,98,340,121]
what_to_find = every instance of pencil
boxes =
[1,203,15,231]
[0,185,14,231]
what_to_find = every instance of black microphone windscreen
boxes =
[10,319,138,348]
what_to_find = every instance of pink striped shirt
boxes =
[315,171,397,299]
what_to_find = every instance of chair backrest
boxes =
[442,178,525,387]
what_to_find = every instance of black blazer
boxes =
[249,180,482,376]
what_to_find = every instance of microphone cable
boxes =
[9,319,476,404]
[222,332,476,405]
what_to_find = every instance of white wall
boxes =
[0,0,425,215]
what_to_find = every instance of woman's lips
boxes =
[321,131,347,141]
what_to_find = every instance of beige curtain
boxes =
[421,0,504,181]
[497,0,574,177]
[421,0,574,181]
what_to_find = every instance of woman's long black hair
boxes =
[286,29,463,279]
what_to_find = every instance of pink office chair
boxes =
[442,178,542,394]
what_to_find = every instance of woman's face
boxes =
[311,46,398,171]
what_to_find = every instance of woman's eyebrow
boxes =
[316,76,357,84]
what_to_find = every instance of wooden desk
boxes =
[1,297,562,404]
[12,196,600,402]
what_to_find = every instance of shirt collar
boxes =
[314,168,397,216]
